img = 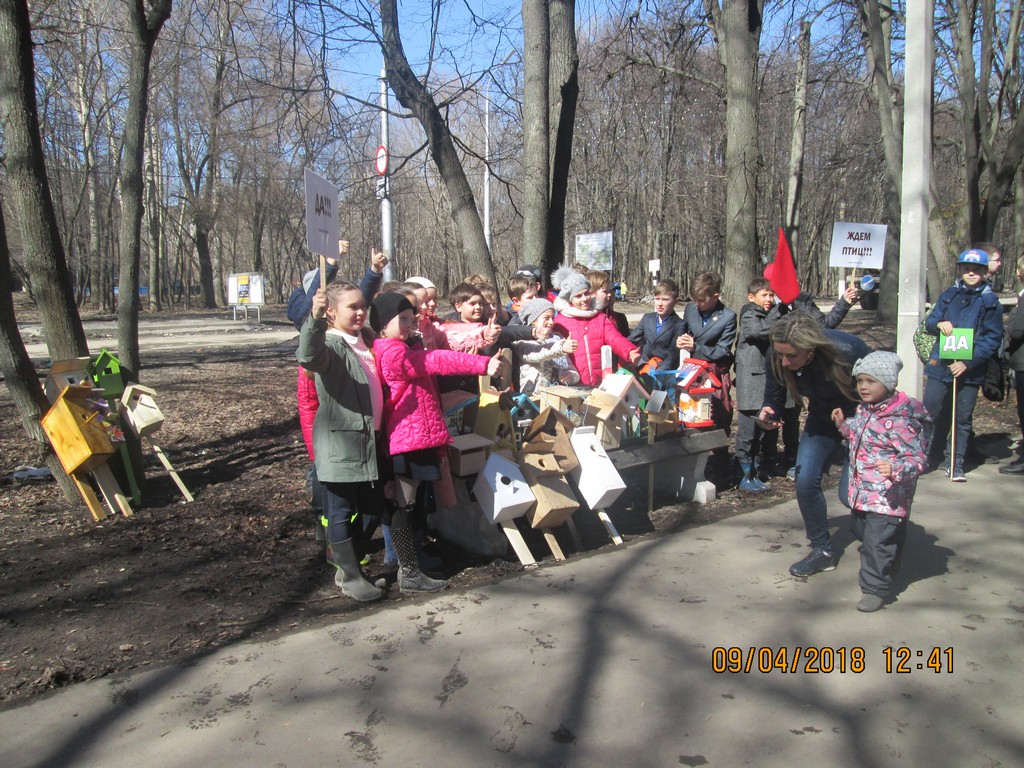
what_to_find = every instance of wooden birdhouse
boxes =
[447,432,494,477]
[44,357,91,404]
[521,464,578,529]
[40,384,117,475]
[675,358,722,429]
[120,384,165,437]
[535,385,586,424]
[92,349,126,398]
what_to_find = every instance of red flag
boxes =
[767,227,800,304]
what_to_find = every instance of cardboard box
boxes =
[521,464,578,529]
[569,425,627,510]
[472,454,535,523]
[448,433,494,476]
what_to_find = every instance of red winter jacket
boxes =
[552,311,638,386]
[374,337,489,455]
[297,366,318,460]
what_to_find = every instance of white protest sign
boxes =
[828,222,888,269]
[304,168,339,259]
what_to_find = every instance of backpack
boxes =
[912,318,935,363]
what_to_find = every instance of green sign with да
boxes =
[938,328,974,361]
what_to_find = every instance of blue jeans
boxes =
[793,414,845,551]
[923,377,979,471]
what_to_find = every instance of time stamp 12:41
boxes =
[711,646,954,674]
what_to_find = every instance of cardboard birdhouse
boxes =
[44,358,91,404]
[92,349,126,398]
[597,373,650,410]
[448,432,494,476]
[472,454,536,523]
[120,384,165,437]
[40,384,118,475]
[569,425,627,510]
[521,464,579,529]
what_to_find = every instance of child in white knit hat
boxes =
[831,351,932,612]
[514,298,580,391]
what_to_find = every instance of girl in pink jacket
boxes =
[832,351,932,613]
[371,292,505,594]
[550,267,640,386]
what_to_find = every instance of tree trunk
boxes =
[0,200,80,503]
[522,0,551,272]
[712,0,764,309]
[379,0,497,289]
[0,0,88,361]
[545,0,579,275]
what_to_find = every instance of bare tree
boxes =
[0,0,88,361]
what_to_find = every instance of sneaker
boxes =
[857,593,885,612]
[789,549,836,577]
[998,457,1024,475]
[951,468,967,482]
[785,466,796,481]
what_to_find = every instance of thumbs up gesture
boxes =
[483,315,501,345]
[487,351,507,378]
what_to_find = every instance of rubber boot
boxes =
[392,527,446,594]
[327,538,384,602]
[738,461,769,492]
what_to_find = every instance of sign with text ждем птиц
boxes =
[304,168,339,260]
[938,328,974,361]
[828,222,887,269]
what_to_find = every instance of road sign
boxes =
[375,145,389,176]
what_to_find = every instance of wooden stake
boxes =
[72,472,107,521]
[93,464,133,517]
[596,509,623,545]
[950,376,958,481]
[148,438,194,502]
[542,530,565,561]
[499,519,536,565]
[319,254,327,290]
[564,516,583,550]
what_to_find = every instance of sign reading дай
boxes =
[828,222,888,269]
[304,168,339,259]
[938,328,974,360]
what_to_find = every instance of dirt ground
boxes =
[1,302,1018,709]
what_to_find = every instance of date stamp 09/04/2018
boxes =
[711,646,954,675]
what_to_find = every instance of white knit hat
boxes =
[852,350,902,393]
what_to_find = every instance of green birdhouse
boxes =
[92,349,126,398]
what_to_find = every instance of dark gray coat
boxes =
[734,302,782,411]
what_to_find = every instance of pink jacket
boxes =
[374,337,489,454]
[838,391,932,518]
[296,366,318,460]
[552,311,638,386]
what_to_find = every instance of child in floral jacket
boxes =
[832,351,932,613]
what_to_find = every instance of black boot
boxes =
[327,538,384,602]
[392,527,446,594]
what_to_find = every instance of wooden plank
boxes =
[542,530,565,561]
[72,472,107,521]
[93,464,133,517]
[608,429,729,471]
[499,520,536,566]
[564,516,583,550]
[596,509,623,545]
[149,440,194,502]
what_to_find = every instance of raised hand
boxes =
[487,351,507,378]
[311,288,329,320]
[483,315,501,345]
[562,338,579,353]
[371,248,388,273]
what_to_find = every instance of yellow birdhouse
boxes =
[40,384,117,475]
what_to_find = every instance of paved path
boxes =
[2,461,1021,767]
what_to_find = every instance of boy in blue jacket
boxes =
[922,248,1004,481]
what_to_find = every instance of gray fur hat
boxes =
[552,265,590,302]
[852,350,903,393]
[519,298,555,327]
